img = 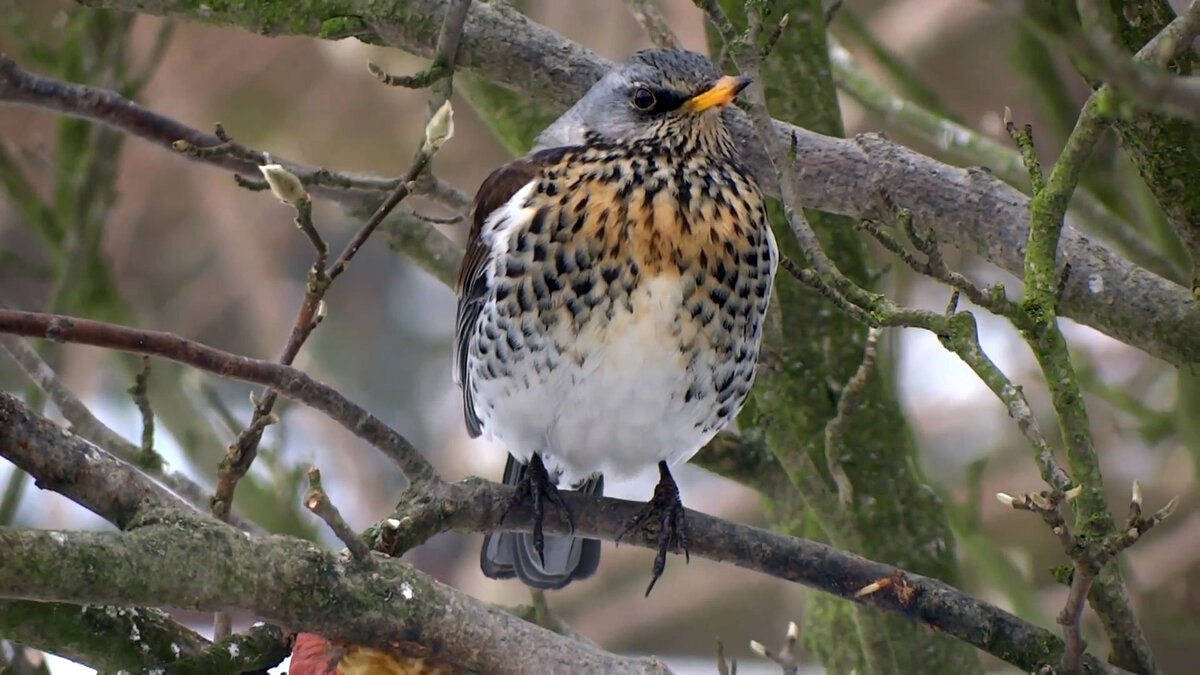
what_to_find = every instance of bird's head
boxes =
[535,49,750,157]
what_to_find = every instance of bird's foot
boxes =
[617,461,689,596]
[499,453,574,565]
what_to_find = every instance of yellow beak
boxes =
[683,75,752,112]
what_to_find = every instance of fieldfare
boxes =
[455,48,777,593]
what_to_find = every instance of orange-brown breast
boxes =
[553,151,763,280]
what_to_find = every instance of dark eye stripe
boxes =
[630,85,688,114]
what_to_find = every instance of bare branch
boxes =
[305,467,372,563]
[0,309,438,484]
[0,517,670,675]
[623,0,681,48]
[748,620,801,675]
[0,334,263,529]
[6,7,1197,363]
[0,367,1124,674]
[0,391,192,528]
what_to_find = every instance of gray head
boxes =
[534,49,750,154]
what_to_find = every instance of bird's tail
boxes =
[480,455,603,590]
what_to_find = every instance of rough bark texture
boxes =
[71,0,1200,366]
[0,386,1121,674]
[707,2,978,672]
[1093,0,1200,283]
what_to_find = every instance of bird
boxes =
[454,48,777,594]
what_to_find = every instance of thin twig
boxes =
[0,309,438,484]
[623,0,681,48]
[826,37,1185,283]
[748,620,801,675]
[305,467,372,562]
[1032,0,1200,122]
[0,352,1125,675]
[128,355,155,458]
[0,334,265,529]
[715,639,737,675]
[997,483,1178,673]
[0,55,468,216]
[823,328,881,506]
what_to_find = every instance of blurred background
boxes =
[0,0,1196,672]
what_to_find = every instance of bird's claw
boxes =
[499,454,574,565]
[617,462,689,596]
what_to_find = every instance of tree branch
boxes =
[0,334,260,532]
[16,1,1200,365]
[0,326,1126,674]
[0,390,193,529]
[0,515,669,675]
[0,309,438,485]
[0,600,211,672]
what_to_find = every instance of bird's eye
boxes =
[631,87,657,111]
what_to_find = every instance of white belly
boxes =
[473,277,719,483]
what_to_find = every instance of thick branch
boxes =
[0,391,187,528]
[25,1,1200,365]
[0,343,1128,673]
[0,600,211,671]
[0,516,668,675]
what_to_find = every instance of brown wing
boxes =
[454,147,573,437]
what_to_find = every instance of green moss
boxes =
[458,73,558,156]
[318,15,370,39]
[707,1,978,671]
[1051,564,1075,586]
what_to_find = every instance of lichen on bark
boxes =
[706,1,980,672]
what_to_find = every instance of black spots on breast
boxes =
[676,209,693,236]
[528,210,547,236]
[533,242,548,263]
[743,249,759,268]
[689,299,714,324]
[601,266,620,285]
[494,283,512,303]
[541,269,564,293]
[565,297,586,322]
[755,278,771,298]
[555,248,577,277]
[713,260,728,285]
[709,286,730,307]
[592,208,609,232]
[714,371,736,398]
[642,181,661,209]
[572,276,594,298]
[554,210,575,243]
[517,282,535,313]
[505,260,526,279]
